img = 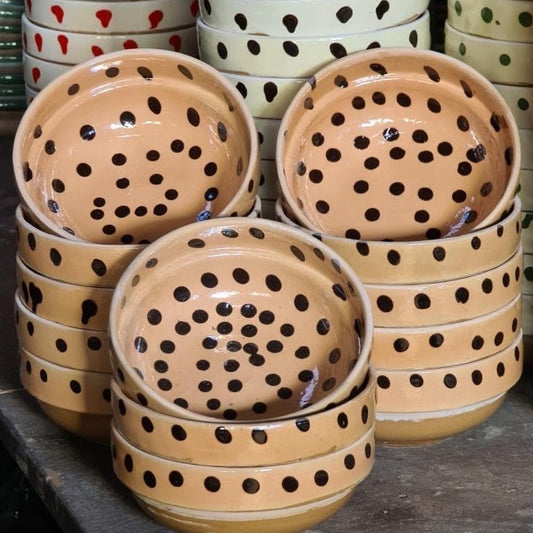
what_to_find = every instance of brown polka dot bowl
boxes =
[275,196,522,284]
[109,217,373,422]
[111,420,375,530]
[111,367,375,466]
[276,48,521,241]
[13,49,260,244]
[19,347,112,444]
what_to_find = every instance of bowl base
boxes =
[375,393,505,446]
[38,401,111,445]
[134,486,355,533]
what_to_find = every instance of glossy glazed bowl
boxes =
[109,218,373,422]
[199,0,429,37]
[444,21,533,85]
[13,49,260,244]
[24,0,198,33]
[275,197,522,284]
[111,421,375,515]
[111,367,375,466]
[197,11,431,78]
[372,293,521,370]
[447,0,533,43]
[277,47,521,241]
[15,290,111,372]
[21,14,198,64]
[16,255,113,330]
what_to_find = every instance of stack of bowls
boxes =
[12,49,261,444]
[0,0,25,132]
[197,0,432,218]
[22,0,199,100]
[444,1,533,334]
[108,216,376,532]
[275,48,524,445]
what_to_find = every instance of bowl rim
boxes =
[275,47,522,239]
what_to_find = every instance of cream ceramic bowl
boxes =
[110,421,375,513]
[375,331,523,413]
[366,245,523,328]
[493,83,533,130]
[16,255,113,330]
[277,47,521,241]
[21,14,198,64]
[109,218,373,422]
[275,197,522,284]
[197,11,431,78]
[224,73,306,120]
[24,0,198,33]
[199,0,429,37]
[444,21,533,85]
[519,169,533,211]
[372,293,521,370]
[15,290,112,372]
[19,347,111,443]
[522,211,533,253]
[13,49,260,244]
[111,367,375,466]
[447,0,533,43]
[23,51,72,91]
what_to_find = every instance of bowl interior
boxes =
[15,50,256,244]
[278,49,518,241]
[112,219,368,421]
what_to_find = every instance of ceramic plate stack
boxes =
[0,0,25,133]
[107,216,376,532]
[197,0,432,218]
[444,1,533,336]
[22,0,199,101]
[12,49,261,444]
[275,48,524,445]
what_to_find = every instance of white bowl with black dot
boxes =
[14,49,260,243]
[109,218,373,422]
[277,47,521,241]
[197,11,431,78]
[15,290,112,373]
[493,83,533,130]
[447,0,533,43]
[25,0,198,34]
[110,420,375,514]
[21,14,198,64]
[275,197,522,284]
[444,21,533,85]
[199,0,429,37]
[111,367,375,466]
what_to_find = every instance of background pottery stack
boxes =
[0,0,25,133]
[275,48,524,445]
[22,0,199,101]
[107,216,376,532]
[197,0,432,218]
[12,49,261,445]
[444,0,533,337]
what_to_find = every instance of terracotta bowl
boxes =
[110,421,375,515]
[365,245,523,327]
[447,0,533,43]
[15,290,112,373]
[493,83,533,130]
[111,367,375,466]
[13,49,260,243]
[23,51,73,91]
[444,21,533,85]
[275,196,522,284]
[16,254,113,330]
[375,331,523,414]
[109,218,373,422]
[197,12,431,78]
[19,347,112,443]
[199,0,429,37]
[21,14,198,64]
[522,211,533,253]
[276,47,521,241]
[372,293,522,370]
[24,0,198,33]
